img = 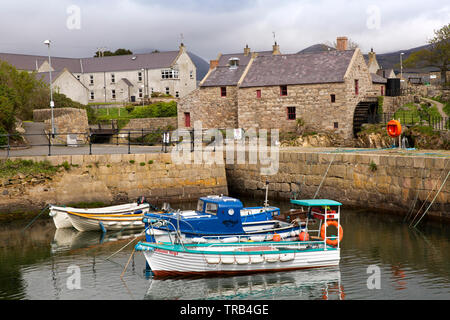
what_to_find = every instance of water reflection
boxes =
[144,267,344,300]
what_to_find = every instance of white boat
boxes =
[66,211,146,232]
[49,202,150,229]
[136,240,340,277]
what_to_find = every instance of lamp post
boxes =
[44,40,55,137]
[400,52,404,81]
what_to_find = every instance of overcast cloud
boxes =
[0,0,448,60]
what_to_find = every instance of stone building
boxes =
[0,43,197,104]
[178,37,386,140]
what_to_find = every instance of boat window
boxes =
[196,200,204,212]
[205,202,218,215]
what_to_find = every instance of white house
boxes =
[0,43,197,105]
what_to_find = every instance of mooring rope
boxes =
[412,170,449,228]
[313,154,336,199]
[409,160,449,228]
[22,204,50,233]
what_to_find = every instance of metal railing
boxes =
[376,113,449,131]
[0,129,175,157]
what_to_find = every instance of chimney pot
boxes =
[244,44,251,56]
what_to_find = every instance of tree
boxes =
[403,23,449,84]
[94,48,133,57]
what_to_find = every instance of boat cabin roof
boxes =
[199,195,242,204]
[290,199,342,207]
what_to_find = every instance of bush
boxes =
[129,101,177,118]
[0,125,7,147]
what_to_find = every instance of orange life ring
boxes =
[387,120,402,138]
[320,220,343,246]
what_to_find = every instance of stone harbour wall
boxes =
[0,153,228,213]
[226,150,450,220]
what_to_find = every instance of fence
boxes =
[377,113,449,131]
[0,129,175,157]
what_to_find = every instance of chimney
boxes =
[179,42,186,52]
[272,41,281,55]
[209,59,219,70]
[336,36,348,51]
[244,44,251,56]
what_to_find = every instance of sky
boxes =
[0,0,448,61]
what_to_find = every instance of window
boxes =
[196,200,204,212]
[89,75,94,85]
[220,87,227,97]
[287,107,296,120]
[161,69,179,79]
[90,91,94,100]
[175,91,179,98]
[355,79,359,95]
[205,202,218,215]
[280,85,288,96]
[381,86,384,96]
[165,87,170,95]
[76,75,80,81]
[138,88,143,98]
[331,94,336,103]
[111,74,115,83]
[334,122,339,129]
[190,71,194,79]
[138,72,142,82]
[256,90,261,98]
[112,90,116,99]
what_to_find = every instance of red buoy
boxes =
[299,231,310,241]
[273,234,281,242]
[387,120,402,138]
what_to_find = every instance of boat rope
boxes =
[120,247,136,278]
[313,154,336,199]
[22,204,50,233]
[412,170,449,228]
[409,160,449,228]
[403,167,425,223]
[105,226,148,261]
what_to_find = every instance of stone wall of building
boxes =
[177,86,239,129]
[0,153,228,213]
[226,150,450,220]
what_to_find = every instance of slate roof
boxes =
[240,50,356,88]
[201,65,247,87]
[0,51,180,73]
[370,73,387,84]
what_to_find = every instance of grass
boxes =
[0,159,59,180]
[394,102,442,125]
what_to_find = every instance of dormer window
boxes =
[229,57,240,69]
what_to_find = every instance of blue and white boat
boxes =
[136,198,343,277]
[143,195,304,243]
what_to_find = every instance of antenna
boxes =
[272,31,277,44]
[180,33,184,45]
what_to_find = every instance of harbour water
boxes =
[0,198,449,300]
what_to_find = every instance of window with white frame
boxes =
[175,91,179,98]
[190,71,194,79]
[89,75,94,85]
[90,91,94,100]
[138,72,143,82]
[111,74,115,83]
[139,88,143,98]
[112,90,116,99]
[161,69,179,79]
[165,87,170,95]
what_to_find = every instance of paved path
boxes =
[420,97,448,130]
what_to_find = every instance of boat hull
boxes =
[138,242,340,277]
[68,213,145,232]
[49,203,149,229]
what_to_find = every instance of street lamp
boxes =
[400,52,405,81]
[44,40,55,137]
